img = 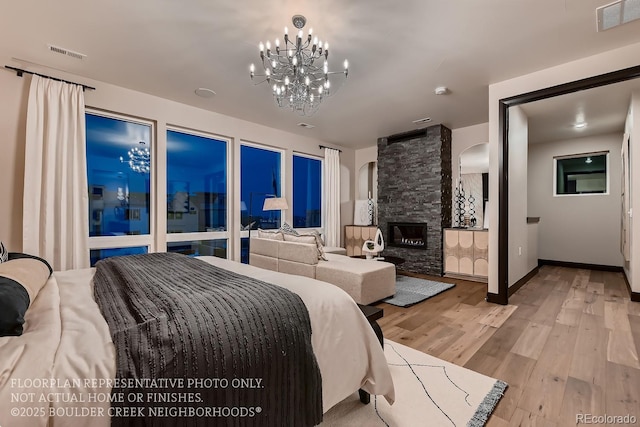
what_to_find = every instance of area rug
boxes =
[321,340,507,426]
[382,276,455,307]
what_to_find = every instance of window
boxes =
[293,154,322,228]
[240,144,283,263]
[167,129,227,233]
[166,129,229,259]
[167,239,227,258]
[555,153,608,195]
[90,247,148,267]
[86,112,154,264]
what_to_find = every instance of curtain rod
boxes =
[4,66,96,91]
[319,144,342,152]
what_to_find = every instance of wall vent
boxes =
[47,44,86,60]
[597,0,640,31]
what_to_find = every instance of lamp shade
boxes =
[263,197,288,211]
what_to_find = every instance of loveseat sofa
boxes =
[249,236,396,305]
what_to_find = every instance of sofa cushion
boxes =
[283,234,317,245]
[278,240,319,265]
[257,229,284,240]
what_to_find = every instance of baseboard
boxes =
[508,266,539,297]
[621,269,640,302]
[538,259,623,272]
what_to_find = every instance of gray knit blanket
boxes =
[93,253,322,427]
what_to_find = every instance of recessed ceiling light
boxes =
[434,86,449,95]
[574,122,587,129]
[412,117,432,124]
[195,88,216,98]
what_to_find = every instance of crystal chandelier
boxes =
[120,141,150,174]
[249,15,349,115]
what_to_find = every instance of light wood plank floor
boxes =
[375,266,640,426]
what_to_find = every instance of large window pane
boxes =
[555,153,608,195]
[241,145,282,264]
[90,246,148,266]
[167,130,227,233]
[167,239,227,258]
[240,145,282,230]
[86,113,151,237]
[293,155,322,228]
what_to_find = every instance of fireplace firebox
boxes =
[388,222,428,249]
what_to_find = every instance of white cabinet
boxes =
[443,228,488,281]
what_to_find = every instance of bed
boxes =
[0,253,394,426]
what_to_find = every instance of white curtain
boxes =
[323,148,341,247]
[23,75,89,270]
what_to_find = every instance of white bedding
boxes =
[0,256,394,426]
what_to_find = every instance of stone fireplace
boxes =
[377,124,452,275]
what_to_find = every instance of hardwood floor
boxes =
[375,266,640,426]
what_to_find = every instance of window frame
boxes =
[552,151,610,197]
[292,152,324,233]
[165,126,232,257]
[86,109,156,255]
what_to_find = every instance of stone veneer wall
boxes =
[377,124,452,275]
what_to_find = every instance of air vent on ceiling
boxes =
[47,44,86,60]
[297,122,315,129]
[597,0,640,31]
[387,128,428,145]
[412,117,432,124]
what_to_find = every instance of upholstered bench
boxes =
[316,254,395,305]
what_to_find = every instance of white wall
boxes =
[508,106,530,286]
[528,133,624,267]
[0,62,355,256]
[489,40,640,295]
[629,91,640,289]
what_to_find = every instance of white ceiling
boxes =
[2,0,640,149]
[520,77,640,144]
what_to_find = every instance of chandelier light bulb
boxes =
[248,14,349,115]
[344,59,348,69]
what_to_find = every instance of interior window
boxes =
[555,153,608,195]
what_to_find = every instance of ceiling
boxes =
[520,77,640,144]
[2,0,640,149]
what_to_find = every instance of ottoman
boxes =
[316,254,396,305]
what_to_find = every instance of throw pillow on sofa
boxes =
[283,233,327,261]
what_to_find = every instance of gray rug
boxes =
[382,276,455,307]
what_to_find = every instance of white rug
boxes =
[321,340,507,426]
